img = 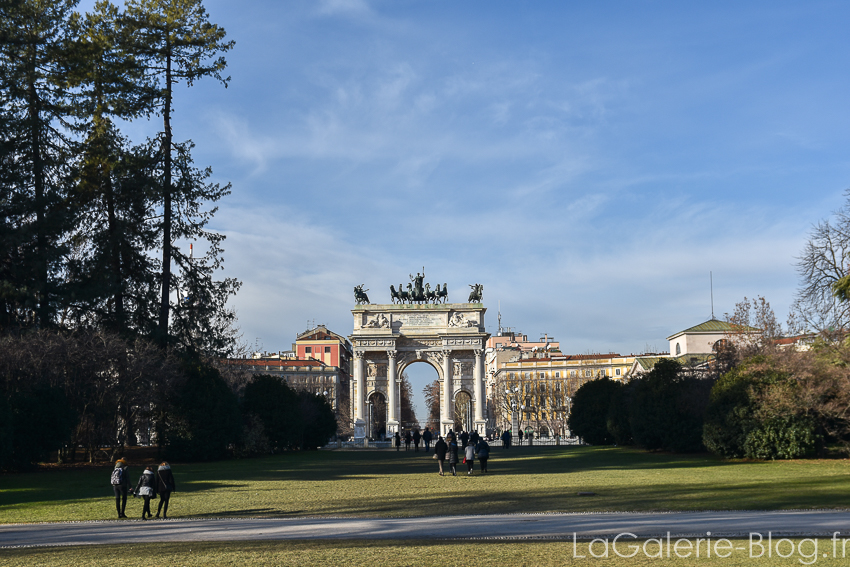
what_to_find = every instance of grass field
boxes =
[2,446,849,524]
[0,539,841,566]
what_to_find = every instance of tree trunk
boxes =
[157,44,173,345]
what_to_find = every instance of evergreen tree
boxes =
[0,0,78,328]
[64,1,159,335]
[124,0,236,350]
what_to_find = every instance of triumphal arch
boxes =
[349,276,488,438]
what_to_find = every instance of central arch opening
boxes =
[402,361,440,432]
[454,390,472,433]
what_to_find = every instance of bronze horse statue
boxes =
[354,284,370,305]
[468,283,482,303]
[436,283,448,303]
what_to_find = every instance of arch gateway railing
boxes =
[349,301,489,438]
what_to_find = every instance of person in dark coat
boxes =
[422,427,433,452]
[447,436,460,476]
[518,429,524,445]
[413,429,421,452]
[394,431,401,451]
[476,438,490,473]
[469,430,480,446]
[404,430,412,451]
[155,461,176,519]
[501,429,512,449]
[133,466,157,520]
[460,430,469,449]
[434,435,448,475]
[110,458,131,518]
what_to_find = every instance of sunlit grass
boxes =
[2,446,849,524]
[0,539,837,567]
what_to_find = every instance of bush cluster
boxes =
[569,339,850,459]
[0,332,338,470]
[569,359,710,452]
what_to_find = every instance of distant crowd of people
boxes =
[498,428,536,448]
[391,427,491,476]
[110,459,176,519]
[433,429,490,476]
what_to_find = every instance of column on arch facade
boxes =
[353,351,365,437]
[387,350,398,433]
[441,349,453,435]
[473,348,485,432]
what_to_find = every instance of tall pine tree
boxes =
[64,1,159,335]
[0,0,77,328]
[124,0,238,352]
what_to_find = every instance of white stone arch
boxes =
[398,357,443,381]
[350,301,489,438]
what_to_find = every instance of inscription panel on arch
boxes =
[393,313,443,327]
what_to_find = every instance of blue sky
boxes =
[80,0,850,414]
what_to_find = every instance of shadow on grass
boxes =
[2,446,848,516]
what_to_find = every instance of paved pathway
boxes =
[3,511,850,548]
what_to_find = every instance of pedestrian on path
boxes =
[518,429,524,445]
[434,435,448,475]
[464,442,475,475]
[133,466,157,520]
[404,430,412,451]
[469,430,480,446]
[413,429,421,452]
[423,427,433,452]
[155,462,176,519]
[110,458,130,518]
[447,436,459,476]
[394,432,401,451]
[476,438,490,473]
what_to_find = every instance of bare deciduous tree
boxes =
[794,193,850,332]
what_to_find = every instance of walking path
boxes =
[4,511,850,548]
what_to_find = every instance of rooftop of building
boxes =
[296,325,350,345]
[667,318,760,339]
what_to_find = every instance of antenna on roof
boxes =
[498,300,502,335]
[710,271,715,320]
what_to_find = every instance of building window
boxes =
[570,370,576,377]
[324,346,331,353]
[555,371,560,378]
[584,369,591,377]
[305,347,312,354]
[615,368,621,376]
[601,369,607,377]
[525,372,530,379]
[676,343,681,355]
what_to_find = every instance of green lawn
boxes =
[0,539,840,567]
[2,446,849,524]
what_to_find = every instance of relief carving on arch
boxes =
[367,363,386,378]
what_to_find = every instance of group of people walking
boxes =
[433,429,490,476]
[111,458,176,520]
[394,426,434,452]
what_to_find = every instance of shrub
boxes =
[568,378,622,445]
[160,357,241,461]
[629,359,710,452]
[703,355,822,459]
